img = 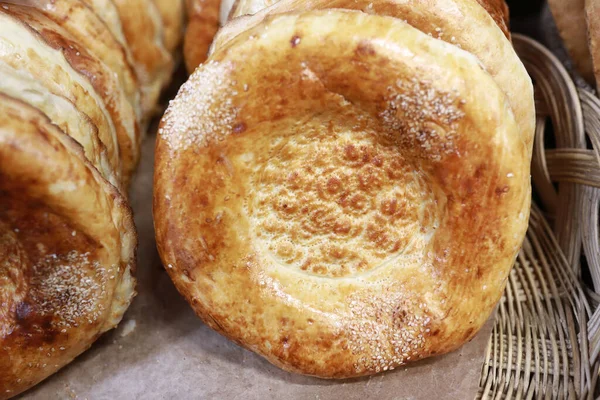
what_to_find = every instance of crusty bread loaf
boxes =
[111,0,174,119]
[154,0,186,54]
[0,0,183,397]
[185,0,509,75]
[184,0,222,72]
[28,0,143,122]
[212,0,534,152]
[0,61,118,188]
[0,7,126,182]
[0,95,136,398]
[157,6,532,378]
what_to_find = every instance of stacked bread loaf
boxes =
[0,1,182,397]
[158,0,534,379]
[184,0,221,73]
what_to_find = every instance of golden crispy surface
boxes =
[4,0,142,184]
[213,0,534,154]
[0,95,136,399]
[155,11,531,378]
[184,0,222,72]
[248,111,439,278]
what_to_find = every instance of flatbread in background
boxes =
[586,0,600,88]
[548,0,595,83]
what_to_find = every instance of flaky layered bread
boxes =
[0,0,182,397]
[156,8,532,378]
[0,6,123,182]
[154,0,186,54]
[0,61,118,188]
[196,0,509,71]
[0,95,136,399]
[212,0,534,152]
[112,0,174,118]
[79,0,184,118]
[0,5,141,184]
[18,5,138,183]
[225,0,510,34]
[26,0,143,121]
[79,0,130,49]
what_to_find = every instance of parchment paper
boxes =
[20,137,494,400]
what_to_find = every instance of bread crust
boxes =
[0,95,137,399]
[227,0,508,36]
[474,0,509,37]
[155,10,531,378]
[213,0,534,153]
[184,0,509,75]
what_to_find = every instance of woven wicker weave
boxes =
[477,34,600,399]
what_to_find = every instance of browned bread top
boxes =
[156,10,531,378]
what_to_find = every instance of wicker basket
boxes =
[477,34,600,399]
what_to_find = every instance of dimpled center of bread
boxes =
[248,110,439,278]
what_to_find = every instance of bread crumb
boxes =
[119,319,137,337]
